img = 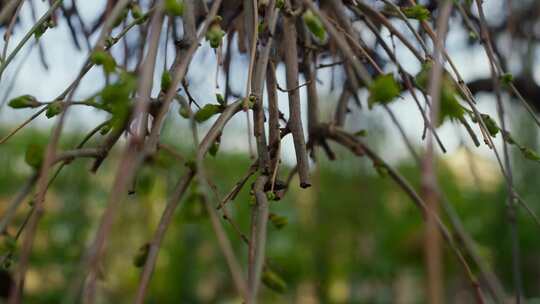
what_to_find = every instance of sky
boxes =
[0,0,520,168]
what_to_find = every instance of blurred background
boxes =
[1,0,540,303]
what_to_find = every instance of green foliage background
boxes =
[1,116,540,303]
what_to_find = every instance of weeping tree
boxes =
[0,0,539,303]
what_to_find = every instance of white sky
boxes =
[0,0,528,168]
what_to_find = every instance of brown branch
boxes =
[282,8,311,188]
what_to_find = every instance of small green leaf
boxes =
[303,10,326,41]
[179,105,190,118]
[216,93,225,105]
[354,129,368,137]
[368,74,400,108]
[161,70,172,92]
[133,243,150,268]
[206,17,225,48]
[269,213,288,229]
[91,51,117,74]
[34,21,52,39]
[209,141,220,157]
[500,73,513,86]
[262,268,287,293]
[130,3,143,19]
[402,4,430,21]
[480,114,499,137]
[113,8,128,27]
[45,101,63,118]
[502,130,515,145]
[520,147,540,162]
[165,0,184,16]
[8,95,39,109]
[373,160,388,178]
[25,143,45,169]
[194,104,222,122]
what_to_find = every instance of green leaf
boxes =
[25,143,45,169]
[8,95,39,109]
[34,21,52,39]
[206,18,225,48]
[368,74,400,108]
[194,104,222,122]
[373,160,388,178]
[161,70,172,92]
[416,61,465,125]
[91,51,117,74]
[216,93,225,105]
[520,147,540,162]
[133,243,150,268]
[262,268,287,293]
[130,3,143,19]
[209,141,220,157]
[45,100,63,118]
[500,73,513,86]
[113,8,128,27]
[179,105,190,118]
[269,213,288,229]
[303,10,326,41]
[165,0,184,16]
[480,114,499,137]
[354,129,368,137]
[402,4,430,21]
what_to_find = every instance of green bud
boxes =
[480,114,499,137]
[303,10,326,41]
[500,73,513,86]
[130,4,143,19]
[520,147,540,162]
[216,93,225,105]
[165,0,184,16]
[262,268,287,293]
[269,213,288,229]
[25,143,45,169]
[194,104,222,122]
[45,100,63,118]
[402,4,430,21]
[368,74,400,108]
[209,141,220,157]
[133,243,150,268]
[206,20,225,49]
[354,129,368,137]
[91,51,117,74]
[161,70,172,92]
[179,105,190,118]
[8,95,39,109]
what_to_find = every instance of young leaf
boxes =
[45,100,63,118]
[262,268,287,293]
[269,213,288,229]
[165,0,184,16]
[216,93,225,105]
[194,104,222,122]
[161,70,172,92]
[520,147,540,162]
[206,17,225,49]
[402,5,430,21]
[8,95,39,109]
[133,243,150,268]
[209,141,220,157]
[480,114,499,137]
[368,74,400,108]
[25,143,45,169]
[91,51,117,74]
[303,10,326,41]
[500,73,513,86]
